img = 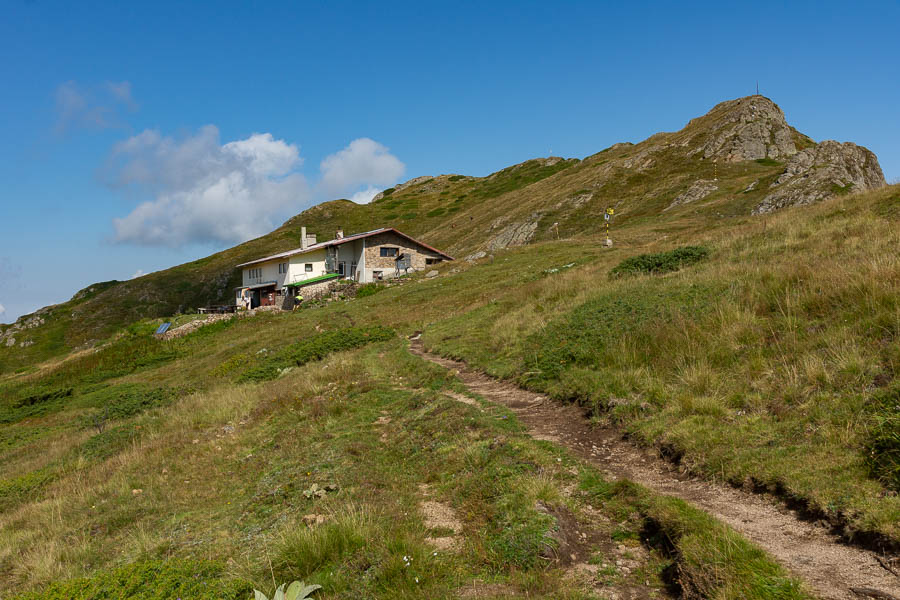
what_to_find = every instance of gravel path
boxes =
[409,338,900,600]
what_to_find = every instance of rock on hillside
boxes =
[753,141,886,214]
[689,96,797,162]
[371,175,434,203]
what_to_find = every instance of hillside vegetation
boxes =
[0,95,896,599]
[1,95,884,373]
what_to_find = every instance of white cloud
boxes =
[109,126,310,247]
[105,81,138,110]
[0,304,5,316]
[319,138,405,198]
[131,269,145,279]
[349,185,383,204]
[55,80,136,133]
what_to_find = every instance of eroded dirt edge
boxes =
[408,337,900,600]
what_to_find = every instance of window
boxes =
[338,262,346,276]
[380,247,398,257]
[426,258,443,265]
[373,271,383,280]
[278,262,288,274]
[305,263,313,272]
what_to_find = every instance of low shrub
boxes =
[522,285,713,385]
[0,467,56,511]
[0,386,73,424]
[79,423,142,460]
[12,559,250,600]
[355,284,383,299]
[865,385,900,491]
[78,383,174,421]
[610,245,710,277]
[10,386,73,408]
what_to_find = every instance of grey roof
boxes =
[235,228,453,268]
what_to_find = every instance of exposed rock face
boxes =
[752,140,886,214]
[487,220,539,250]
[664,180,718,211]
[0,309,49,348]
[691,96,797,162]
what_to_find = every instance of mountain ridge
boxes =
[0,95,885,371]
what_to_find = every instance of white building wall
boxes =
[287,249,328,284]
[242,260,287,288]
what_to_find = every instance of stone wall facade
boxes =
[363,231,445,274]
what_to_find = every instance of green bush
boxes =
[78,383,174,421]
[0,386,73,424]
[865,385,900,491]
[523,285,713,385]
[79,424,142,460]
[12,559,250,600]
[355,284,383,299]
[610,245,710,277]
[10,386,72,408]
[0,467,56,511]
[238,326,395,383]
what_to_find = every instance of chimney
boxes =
[336,227,344,240]
[301,226,308,250]
[306,232,316,246]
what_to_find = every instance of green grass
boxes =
[469,158,579,201]
[610,245,710,277]
[13,559,250,600]
[1,107,895,597]
[865,385,900,491]
[0,332,812,599]
[580,474,807,599]
[237,325,395,382]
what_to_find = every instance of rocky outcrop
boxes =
[690,96,797,162]
[664,180,718,211]
[487,220,539,251]
[0,309,48,349]
[752,140,886,214]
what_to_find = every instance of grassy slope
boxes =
[423,185,900,542]
[1,185,897,598]
[0,333,808,599]
[0,97,800,373]
[5,192,874,596]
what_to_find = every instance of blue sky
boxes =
[1,1,898,323]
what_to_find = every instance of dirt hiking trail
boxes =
[409,338,900,600]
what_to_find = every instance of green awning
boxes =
[284,273,342,287]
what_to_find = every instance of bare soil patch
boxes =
[419,484,463,551]
[410,338,900,600]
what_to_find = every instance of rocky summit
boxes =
[688,96,799,162]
